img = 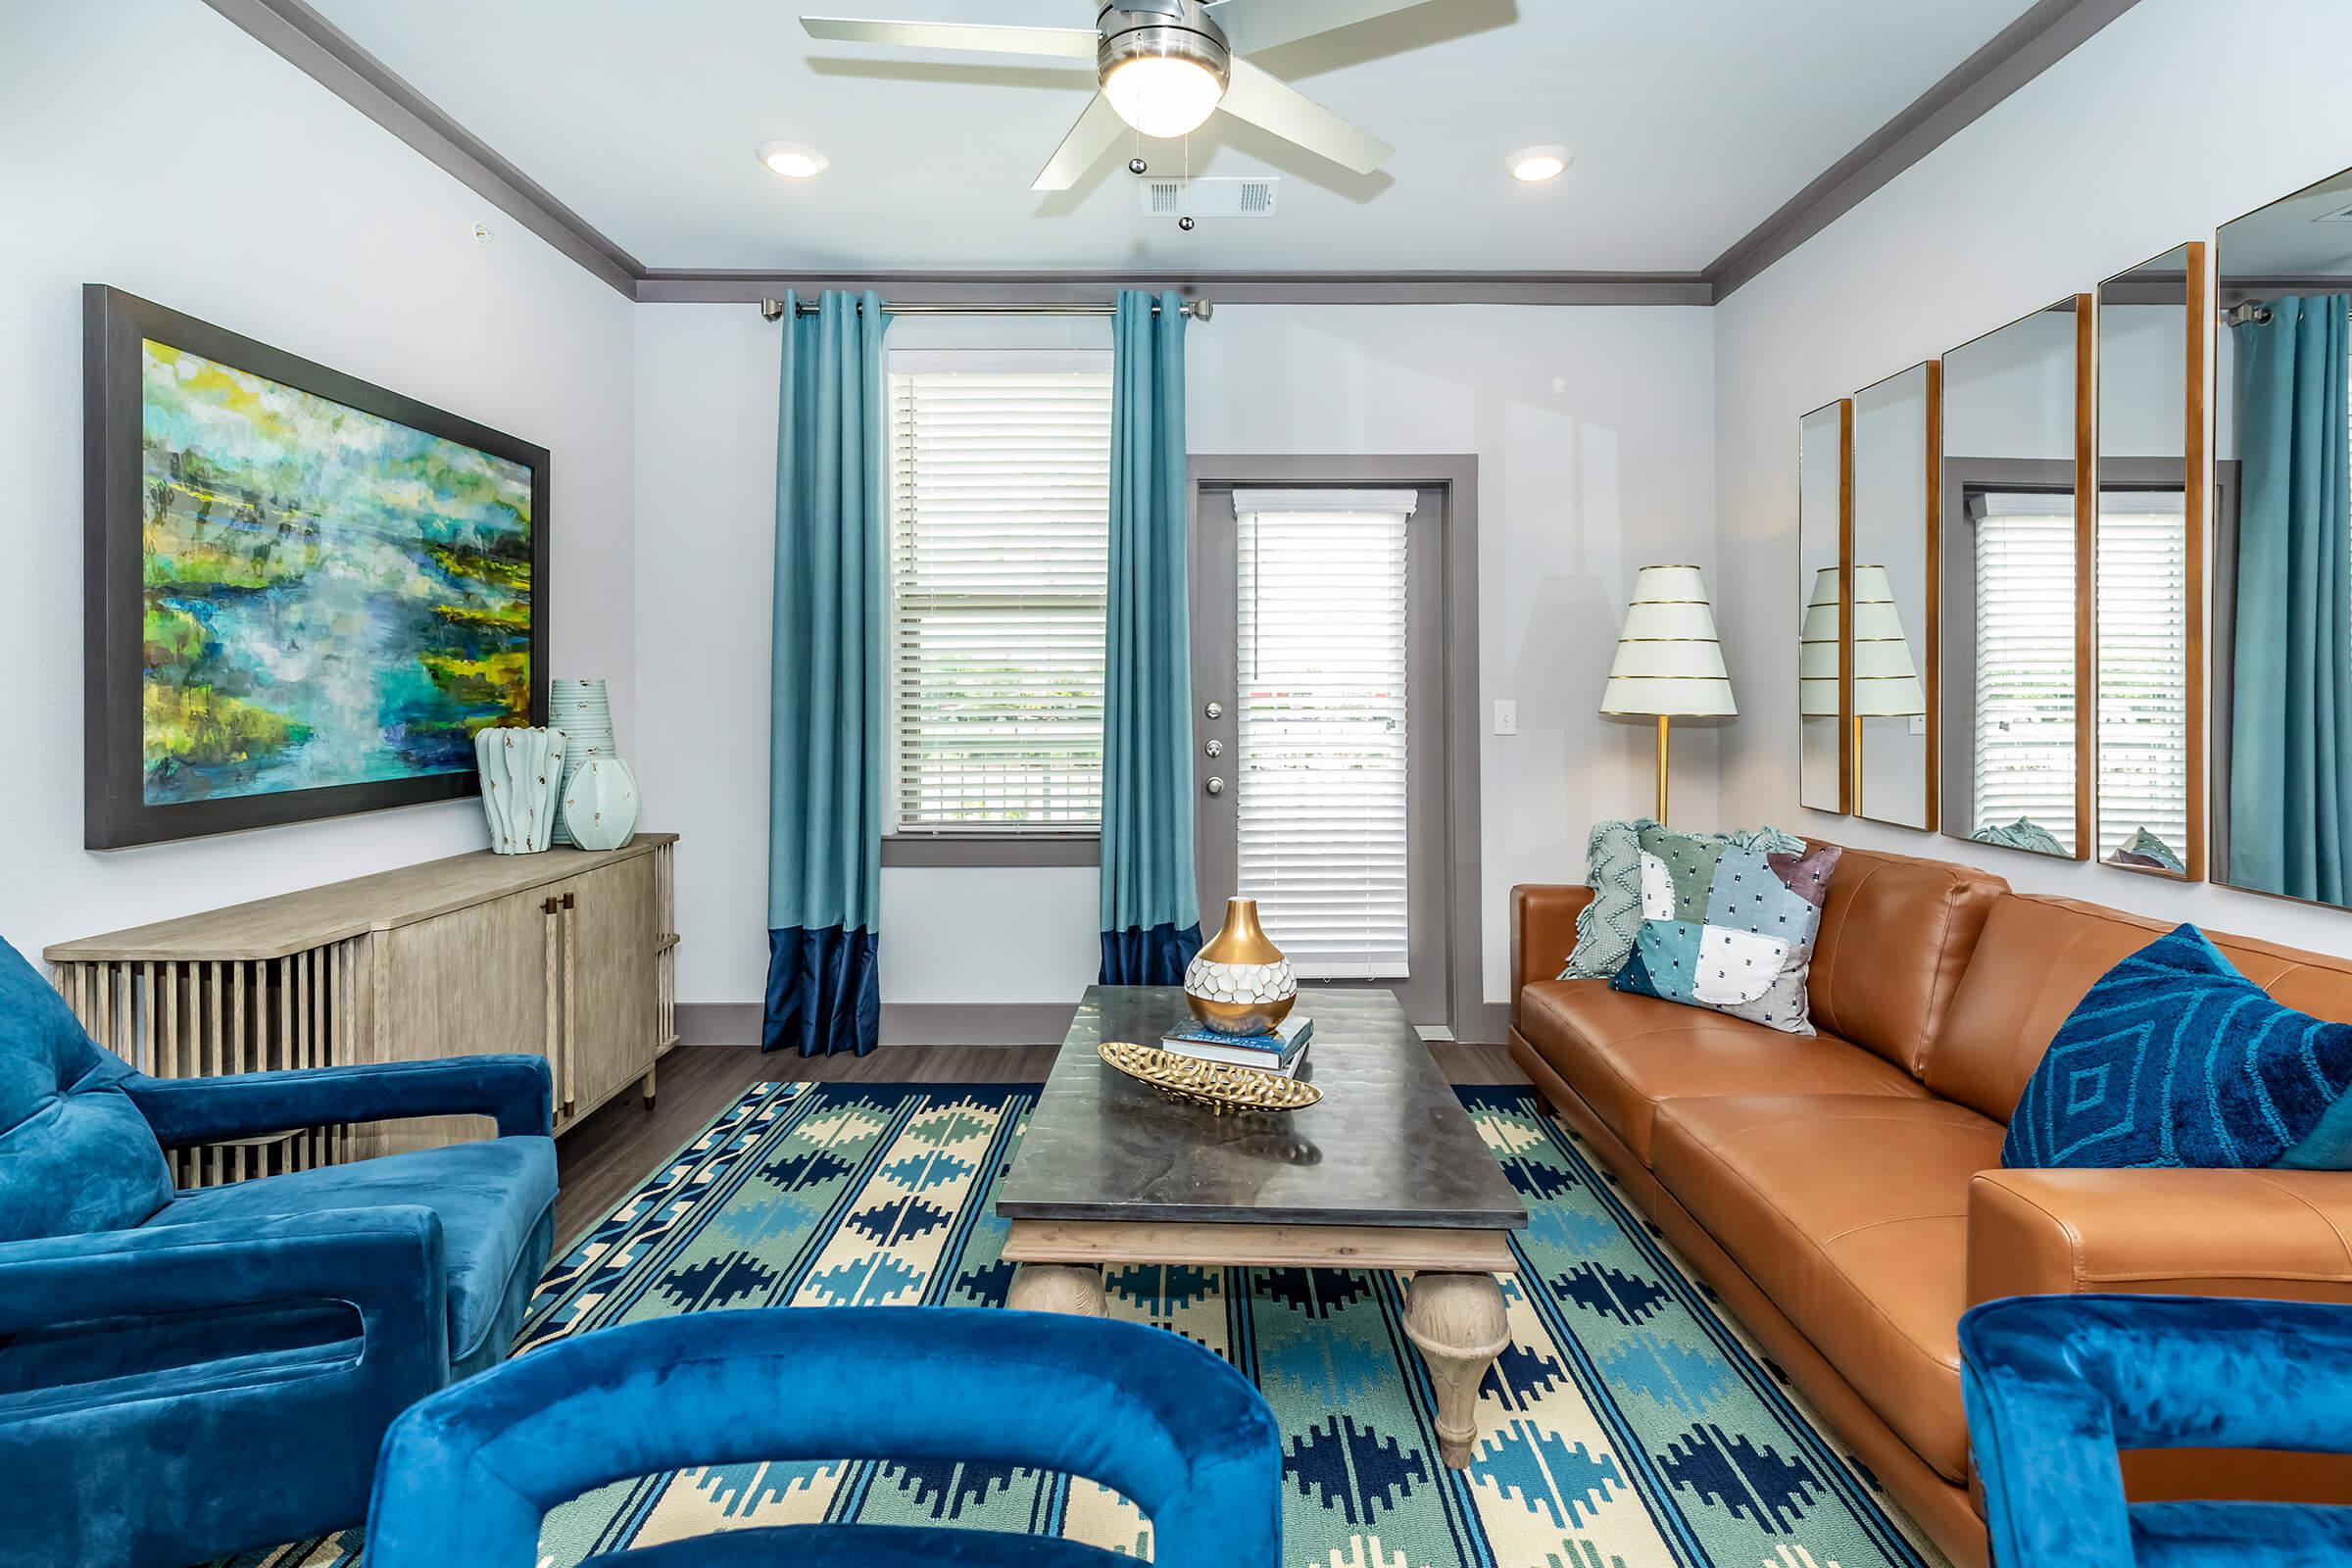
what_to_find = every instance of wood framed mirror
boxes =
[2215,172,2352,908]
[1937,295,2092,859]
[1851,362,1938,830]
[2094,242,2206,880]
[1798,400,1851,813]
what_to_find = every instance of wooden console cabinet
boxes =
[45,834,677,1186]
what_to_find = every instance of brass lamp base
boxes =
[1655,713,1671,825]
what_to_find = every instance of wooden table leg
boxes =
[1007,1262,1107,1317]
[1402,1270,1509,1468]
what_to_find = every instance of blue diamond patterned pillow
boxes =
[2002,924,2352,1170]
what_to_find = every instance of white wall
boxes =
[636,303,1720,1018]
[0,1,637,961]
[1715,0,2352,951]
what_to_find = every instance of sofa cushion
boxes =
[1611,830,1839,1034]
[1999,925,2352,1170]
[0,940,172,1244]
[1804,845,2007,1075]
[1518,980,1927,1164]
[1930,896,2352,1122]
[1650,1094,2005,1483]
[147,1137,557,1367]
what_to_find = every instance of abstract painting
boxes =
[85,287,549,848]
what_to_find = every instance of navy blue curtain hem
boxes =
[1100,922,1201,988]
[763,925,880,1057]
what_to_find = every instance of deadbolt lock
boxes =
[1203,738,1224,758]
[1203,701,1223,720]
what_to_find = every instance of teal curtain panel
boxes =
[767,290,891,1055]
[1100,290,1201,985]
[2231,294,2352,904]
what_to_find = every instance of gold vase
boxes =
[1184,897,1298,1036]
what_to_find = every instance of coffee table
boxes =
[995,984,1529,1467]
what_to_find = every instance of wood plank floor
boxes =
[554,1039,1529,1242]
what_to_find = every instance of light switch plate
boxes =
[1494,700,1518,736]
[1909,714,1928,737]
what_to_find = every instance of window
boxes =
[1971,491,2079,845]
[887,356,1111,835]
[2095,490,2190,860]
[1233,490,1414,979]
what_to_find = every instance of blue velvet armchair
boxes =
[0,938,558,1568]
[1960,1293,2352,1568]
[367,1306,1283,1566]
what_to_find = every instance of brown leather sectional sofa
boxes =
[1509,842,2352,1568]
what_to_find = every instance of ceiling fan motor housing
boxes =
[1096,0,1231,95]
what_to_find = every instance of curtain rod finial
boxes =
[1190,298,1213,321]
[760,298,786,322]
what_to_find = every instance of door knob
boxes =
[1203,739,1224,758]
[1205,776,1225,797]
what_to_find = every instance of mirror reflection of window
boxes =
[1970,492,2078,854]
[2095,490,2190,869]
[2216,171,2352,908]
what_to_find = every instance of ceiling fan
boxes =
[802,1,1422,190]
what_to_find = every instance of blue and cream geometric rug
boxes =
[233,1082,1946,1568]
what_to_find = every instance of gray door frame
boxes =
[1186,455,1484,1040]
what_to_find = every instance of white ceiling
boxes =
[309,0,2039,274]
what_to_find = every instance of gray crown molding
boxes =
[208,0,2142,310]
[200,0,644,297]
[1705,0,2146,300]
[637,270,1712,306]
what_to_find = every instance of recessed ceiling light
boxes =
[757,141,829,179]
[1509,146,1571,183]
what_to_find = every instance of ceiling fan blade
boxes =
[1211,0,1429,55]
[1218,58,1393,175]
[800,17,1100,59]
[1032,94,1127,192]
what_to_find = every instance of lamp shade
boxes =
[1601,564,1736,716]
[1798,565,1841,717]
[1851,564,1926,717]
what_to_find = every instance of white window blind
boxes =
[1972,492,2079,847]
[1232,489,1416,980]
[888,361,1111,831]
[2095,490,2190,861]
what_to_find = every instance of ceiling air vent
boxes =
[1138,176,1279,219]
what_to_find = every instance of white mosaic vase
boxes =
[561,757,639,853]
[1184,897,1298,1036]
[475,726,565,855]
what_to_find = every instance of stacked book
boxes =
[1159,1014,1313,1077]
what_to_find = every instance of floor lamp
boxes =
[1850,564,1925,809]
[1601,565,1736,825]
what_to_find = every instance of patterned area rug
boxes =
[231,1082,1946,1568]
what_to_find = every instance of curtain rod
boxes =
[758,298,1213,322]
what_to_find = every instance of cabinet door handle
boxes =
[560,892,577,1118]
[543,897,563,1125]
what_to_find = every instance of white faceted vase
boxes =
[562,758,639,852]
[475,726,565,855]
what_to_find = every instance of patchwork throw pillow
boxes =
[1971,817,2067,856]
[1607,825,1839,1034]
[2002,924,2352,1170]
[1560,817,1653,980]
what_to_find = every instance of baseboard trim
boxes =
[676,1001,1074,1049]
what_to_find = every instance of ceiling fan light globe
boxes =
[1102,55,1225,138]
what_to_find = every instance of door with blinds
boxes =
[1191,485,1448,1028]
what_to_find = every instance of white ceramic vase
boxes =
[475,726,566,855]
[562,757,639,852]
[547,678,615,846]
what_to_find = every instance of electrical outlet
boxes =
[1494,700,1518,736]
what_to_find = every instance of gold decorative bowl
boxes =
[1097,1040,1322,1115]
